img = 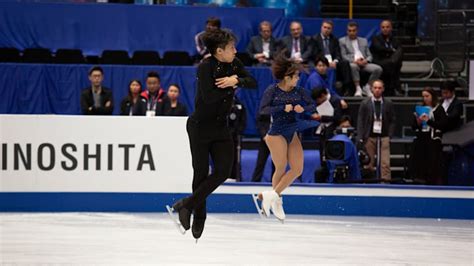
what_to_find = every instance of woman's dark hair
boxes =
[202,29,236,55]
[206,17,221,28]
[314,56,329,67]
[168,83,180,92]
[127,79,142,98]
[271,51,302,80]
[422,87,439,107]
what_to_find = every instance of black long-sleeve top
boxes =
[190,56,257,125]
[80,86,114,115]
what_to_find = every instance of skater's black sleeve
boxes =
[197,60,231,104]
[233,58,257,89]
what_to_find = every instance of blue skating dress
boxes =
[260,84,320,143]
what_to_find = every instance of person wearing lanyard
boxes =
[140,71,166,116]
[356,80,396,182]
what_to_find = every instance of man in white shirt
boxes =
[246,21,277,66]
[278,21,314,64]
[339,21,383,97]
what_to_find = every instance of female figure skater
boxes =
[258,54,319,221]
[169,29,257,240]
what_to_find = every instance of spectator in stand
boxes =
[409,87,448,185]
[195,17,221,61]
[246,21,277,66]
[141,71,166,116]
[304,56,348,109]
[356,80,396,182]
[120,79,147,116]
[339,21,382,97]
[313,20,353,96]
[80,66,114,115]
[279,21,314,64]
[440,81,464,132]
[370,20,403,96]
[156,84,188,116]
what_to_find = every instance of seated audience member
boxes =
[246,21,277,66]
[370,20,403,96]
[279,21,314,64]
[339,21,382,97]
[311,87,344,181]
[305,56,348,109]
[409,87,448,185]
[156,84,188,116]
[141,71,166,116]
[195,17,221,60]
[313,20,353,95]
[120,79,147,116]
[440,81,464,132]
[80,66,114,115]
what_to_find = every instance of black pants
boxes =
[375,59,402,96]
[184,118,234,218]
[251,137,274,182]
[336,60,354,96]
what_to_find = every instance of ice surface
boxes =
[1,213,473,265]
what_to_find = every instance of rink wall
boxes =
[1,115,473,220]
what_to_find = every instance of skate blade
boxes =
[251,194,265,219]
[165,205,186,235]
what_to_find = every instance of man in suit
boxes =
[440,81,464,132]
[370,20,403,96]
[356,80,396,182]
[278,21,313,64]
[313,20,353,96]
[246,21,277,66]
[80,66,114,115]
[340,21,382,97]
[194,17,221,60]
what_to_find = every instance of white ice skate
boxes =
[251,194,264,218]
[261,190,278,218]
[271,196,285,223]
[165,205,186,235]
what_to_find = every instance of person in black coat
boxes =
[370,20,403,96]
[409,87,448,185]
[246,21,278,66]
[80,66,114,115]
[120,79,147,116]
[170,29,257,240]
[156,84,188,116]
[440,81,464,132]
[278,21,314,64]
[251,103,274,182]
[313,20,353,96]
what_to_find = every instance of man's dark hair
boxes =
[347,21,358,28]
[339,115,352,126]
[146,71,160,81]
[88,66,104,76]
[322,20,334,27]
[202,29,236,55]
[314,56,329,66]
[440,81,456,92]
[311,87,328,100]
[206,17,221,28]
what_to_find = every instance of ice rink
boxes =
[1,213,473,265]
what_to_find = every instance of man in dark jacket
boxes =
[80,66,114,115]
[370,20,403,96]
[440,81,464,132]
[356,80,396,181]
[246,21,277,66]
[278,21,314,64]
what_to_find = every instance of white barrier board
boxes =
[0,115,193,192]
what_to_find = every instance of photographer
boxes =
[325,116,362,182]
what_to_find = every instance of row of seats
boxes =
[0,48,254,66]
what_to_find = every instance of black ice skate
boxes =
[191,218,206,242]
[166,199,191,235]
